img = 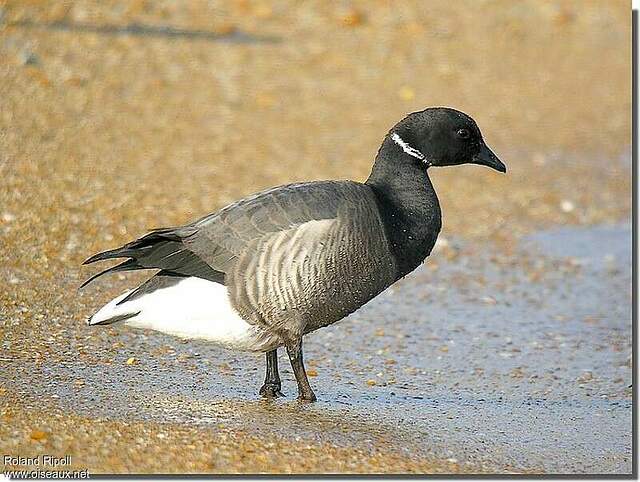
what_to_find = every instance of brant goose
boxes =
[83,107,506,401]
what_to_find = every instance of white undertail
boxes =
[88,277,281,352]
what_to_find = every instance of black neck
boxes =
[366,136,442,279]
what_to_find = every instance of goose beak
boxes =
[472,144,506,173]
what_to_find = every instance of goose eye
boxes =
[457,128,470,139]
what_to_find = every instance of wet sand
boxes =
[0,0,632,475]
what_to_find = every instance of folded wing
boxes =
[82,181,362,289]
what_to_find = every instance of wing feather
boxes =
[82,181,364,287]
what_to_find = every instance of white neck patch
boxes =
[391,132,430,165]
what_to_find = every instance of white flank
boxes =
[89,277,281,352]
[391,132,429,165]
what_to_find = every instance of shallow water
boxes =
[3,223,631,473]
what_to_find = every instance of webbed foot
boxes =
[259,382,285,398]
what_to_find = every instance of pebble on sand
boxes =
[560,200,576,213]
[30,430,48,441]
[340,9,364,27]
[398,86,416,101]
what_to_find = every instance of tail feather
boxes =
[86,288,139,326]
[88,310,140,326]
[83,228,185,265]
[81,225,221,287]
[79,259,141,289]
[83,247,136,265]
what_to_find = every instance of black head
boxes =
[388,107,506,172]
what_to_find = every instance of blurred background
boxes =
[0,0,632,475]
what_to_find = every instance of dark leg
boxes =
[259,349,284,398]
[286,339,317,402]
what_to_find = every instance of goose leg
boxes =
[286,340,317,402]
[259,349,284,398]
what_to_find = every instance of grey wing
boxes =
[82,181,366,288]
[183,181,352,273]
[225,187,397,336]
